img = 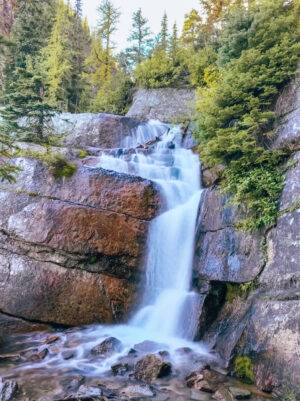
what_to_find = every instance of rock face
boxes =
[51,113,141,149]
[273,68,300,150]
[195,70,300,396]
[194,189,264,284]
[0,157,160,326]
[126,88,196,123]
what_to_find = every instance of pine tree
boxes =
[159,12,169,52]
[127,8,152,66]
[41,0,73,111]
[97,0,120,80]
[181,9,205,50]
[170,22,179,63]
[75,0,83,17]
[1,0,56,143]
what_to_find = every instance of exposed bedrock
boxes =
[126,88,196,123]
[51,113,141,149]
[0,156,160,327]
[194,69,300,395]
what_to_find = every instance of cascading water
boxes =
[8,120,211,378]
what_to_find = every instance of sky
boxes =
[79,0,200,51]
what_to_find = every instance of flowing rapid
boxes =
[99,121,204,340]
[8,120,212,378]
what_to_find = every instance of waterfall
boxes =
[15,121,210,376]
[99,121,204,341]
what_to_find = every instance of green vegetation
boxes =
[195,0,300,230]
[15,148,77,179]
[226,282,256,303]
[234,355,255,384]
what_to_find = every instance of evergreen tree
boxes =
[126,8,152,66]
[97,0,120,79]
[159,12,169,52]
[181,9,205,50]
[170,22,179,63]
[41,0,73,111]
[75,0,83,17]
[1,0,56,143]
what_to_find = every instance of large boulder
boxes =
[51,113,141,149]
[0,156,160,326]
[126,88,196,123]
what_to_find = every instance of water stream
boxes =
[4,120,212,378]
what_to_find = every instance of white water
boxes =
[14,121,212,376]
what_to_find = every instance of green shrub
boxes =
[195,0,300,230]
[234,356,255,384]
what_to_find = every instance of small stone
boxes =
[45,335,60,344]
[111,362,130,376]
[21,348,49,362]
[91,337,122,357]
[121,384,154,398]
[77,385,102,397]
[229,387,251,400]
[62,350,75,360]
[191,389,212,401]
[213,388,235,401]
[186,371,204,388]
[0,378,18,401]
[134,354,172,382]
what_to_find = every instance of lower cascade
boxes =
[1,121,215,396]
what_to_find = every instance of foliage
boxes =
[181,9,206,50]
[234,356,255,384]
[134,50,183,89]
[195,0,300,230]
[15,148,77,179]
[126,8,153,67]
[226,282,256,303]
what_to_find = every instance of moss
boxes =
[14,149,77,179]
[234,355,255,384]
[226,282,256,303]
[77,149,90,159]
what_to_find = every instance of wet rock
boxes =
[202,165,224,188]
[91,337,122,357]
[186,371,204,388]
[0,312,49,338]
[62,350,75,360]
[134,340,166,354]
[121,384,154,398]
[60,375,85,393]
[111,362,130,376]
[20,347,49,362]
[45,335,60,345]
[213,388,235,401]
[134,354,172,382]
[191,389,212,401]
[228,387,251,400]
[0,379,18,401]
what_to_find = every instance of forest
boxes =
[0,0,299,230]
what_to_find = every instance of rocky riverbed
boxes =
[0,327,271,401]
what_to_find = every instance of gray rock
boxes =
[51,112,141,149]
[228,387,251,400]
[91,337,122,357]
[194,189,264,283]
[121,384,154,398]
[127,88,196,123]
[273,67,300,151]
[0,379,18,401]
[191,389,212,401]
[134,354,172,382]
